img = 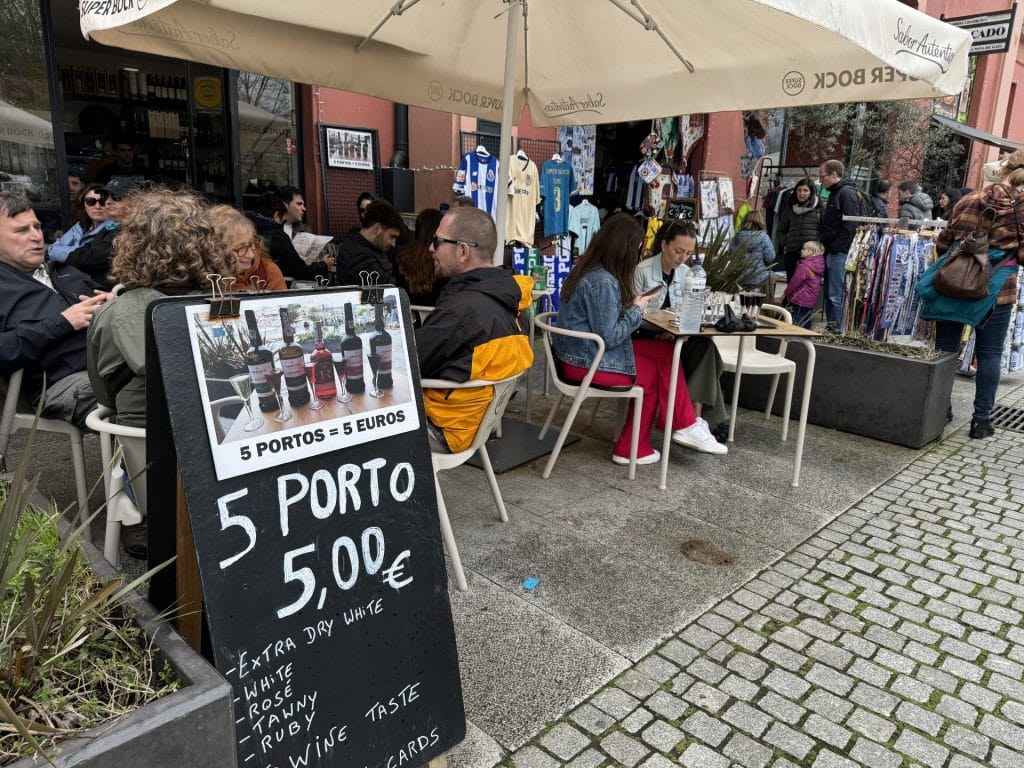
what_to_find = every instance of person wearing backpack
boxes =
[818,159,862,332]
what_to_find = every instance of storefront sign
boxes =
[194,76,222,109]
[148,290,465,768]
[943,7,1017,57]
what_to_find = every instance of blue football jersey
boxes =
[453,150,500,217]
[541,158,576,237]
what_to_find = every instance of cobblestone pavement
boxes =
[505,390,1024,768]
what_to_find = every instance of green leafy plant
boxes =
[698,224,752,293]
[196,322,249,379]
[0,421,176,763]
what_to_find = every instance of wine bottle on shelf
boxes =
[341,303,365,394]
[147,74,156,101]
[368,303,393,389]
[312,320,337,400]
[244,310,277,413]
[278,308,311,406]
[177,76,187,103]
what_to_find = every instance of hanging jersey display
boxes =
[568,200,601,253]
[453,149,500,217]
[506,154,540,245]
[541,158,575,237]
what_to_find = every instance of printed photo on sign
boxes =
[326,127,374,170]
[186,288,418,480]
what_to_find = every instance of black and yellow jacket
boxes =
[415,266,533,452]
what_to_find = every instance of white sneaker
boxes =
[612,449,661,465]
[672,420,728,455]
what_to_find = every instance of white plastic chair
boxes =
[534,312,644,480]
[409,304,435,325]
[209,396,247,442]
[713,303,796,442]
[421,374,520,592]
[84,406,145,565]
[0,369,90,523]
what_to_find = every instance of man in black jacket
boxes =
[336,200,404,286]
[818,159,860,332]
[0,192,111,428]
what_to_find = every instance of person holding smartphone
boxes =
[553,213,726,466]
[633,219,730,443]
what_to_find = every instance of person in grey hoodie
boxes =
[897,181,933,220]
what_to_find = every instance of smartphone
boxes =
[641,286,662,297]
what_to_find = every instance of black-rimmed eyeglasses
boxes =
[432,235,478,249]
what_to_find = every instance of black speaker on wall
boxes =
[381,167,415,213]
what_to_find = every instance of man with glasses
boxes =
[0,192,112,428]
[336,199,404,286]
[415,206,534,452]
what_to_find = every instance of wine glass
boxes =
[305,360,325,410]
[228,373,264,432]
[265,369,291,422]
[752,291,766,317]
[333,353,352,403]
[367,353,382,398]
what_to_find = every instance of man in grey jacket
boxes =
[897,181,934,220]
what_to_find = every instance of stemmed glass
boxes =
[751,292,766,317]
[367,353,383,398]
[305,359,325,410]
[332,353,352,403]
[229,373,264,432]
[265,369,291,422]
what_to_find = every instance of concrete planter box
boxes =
[11,528,237,768]
[726,338,957,448]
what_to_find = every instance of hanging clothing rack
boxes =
[843,215,947,230]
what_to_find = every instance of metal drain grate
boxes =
[990,405,1024,432]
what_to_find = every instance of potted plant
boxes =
[728,332,956,448]
[0,432,236,767]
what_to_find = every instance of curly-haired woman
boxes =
[87,188,232,558]
[88,187,232,428]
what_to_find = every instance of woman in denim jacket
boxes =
[553,213,724,465]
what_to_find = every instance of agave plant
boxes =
[196,321,249,379]
[697,223,754,294]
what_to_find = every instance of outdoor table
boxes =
[223,371,413,442]
[641,310,820,490]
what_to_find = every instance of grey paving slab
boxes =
[446,571,628,751]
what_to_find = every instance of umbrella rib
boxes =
[606,0,694,73]
[355,0,428,52]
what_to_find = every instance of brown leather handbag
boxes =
[933,209,995,300]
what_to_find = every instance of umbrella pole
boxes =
[492,0,522,265]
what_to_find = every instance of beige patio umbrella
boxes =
[81,0,972,257]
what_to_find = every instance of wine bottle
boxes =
[368,303,393,389]
[277,308,311,406]
[341,303,365,394]
[147,74,156,101]
[312,320,337,399]
[244,310,277,412]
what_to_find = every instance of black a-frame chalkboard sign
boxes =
[144,288,465,768]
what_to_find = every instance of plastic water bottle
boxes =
[678,258,707,334]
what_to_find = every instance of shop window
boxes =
[236,72,299,206]
[0,0,58,219]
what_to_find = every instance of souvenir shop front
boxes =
[493,114,757,309]
[0,0,301,236]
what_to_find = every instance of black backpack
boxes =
[853,188,875,218]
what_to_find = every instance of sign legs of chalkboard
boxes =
[146,288,465,768]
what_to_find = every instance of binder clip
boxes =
[315,275,330,291]
[359,270,383,304]
[206,273,239,319]
[248,276,268,295]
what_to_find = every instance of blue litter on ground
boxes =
[522,577,539,591]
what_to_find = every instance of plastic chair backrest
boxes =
[421,374,520,458]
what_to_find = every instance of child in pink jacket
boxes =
[783,240,825,328]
